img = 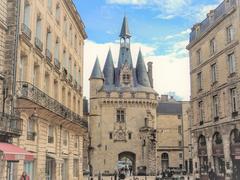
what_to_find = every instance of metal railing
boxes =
[21,23,31,40]
[54,58,61,70]
[0,112,22,136]
[16,81,88,128]
[35,37,43,51]
[190,0,236,43]
[45,49,52,62]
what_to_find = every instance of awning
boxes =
[0,143,34,161]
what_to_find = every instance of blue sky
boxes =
[73,0,222,100]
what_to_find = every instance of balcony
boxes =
[0,112,22,137]
[54,58,61,70]
[35,37,43,52]
[16,81,87,128]
[68,74,73,83]
[189,0,236,44]
[45,49,52,62]
[21,23,31,40]
[61,68,68,81]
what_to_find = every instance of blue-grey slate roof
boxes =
[119,16,131,38]
[90,57,104,79]
[103,49,115,85]
[157,102,182,115]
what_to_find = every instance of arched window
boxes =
[213,132,223,145]
[23,0,30,27]
[198,135,206,147]
[231,129,240,144]
[161,153,169,171]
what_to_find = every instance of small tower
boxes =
[89,57,104,98]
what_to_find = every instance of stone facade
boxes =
[156,95,192,174]
[0,0,88,179]
[89,17,158,176]
[187,0,240,179]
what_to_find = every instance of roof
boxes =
[119,16,131,38]
[157,102,182,115]
[90,57,104,79]
[103,49,115,85]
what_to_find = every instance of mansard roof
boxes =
[103,49,115,85]
[90,57,104,80]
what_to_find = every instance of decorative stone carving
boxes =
[113,123,127,142]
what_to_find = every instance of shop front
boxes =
[230,129,240,180]
[212,132,225,180]
[198,135,208,180]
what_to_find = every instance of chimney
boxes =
[147,62,153,88]
[161,95,168,102]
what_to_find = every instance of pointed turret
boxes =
[90,57,104,80]
[119,16,131,38]
[103,49,115,85]
[136,49,151,87]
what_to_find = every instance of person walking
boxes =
[20,172,30,180]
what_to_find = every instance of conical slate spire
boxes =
[103,49,115,85]
[90,57,104,79]
[119,16,131,38]
[136,49,151,87]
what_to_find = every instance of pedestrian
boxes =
[20,171,30,180]
[129,166,132,176]
[209,168,215,180]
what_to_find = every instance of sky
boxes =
[73,0,223,100]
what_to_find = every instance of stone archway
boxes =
[161,153,169,172]
[230,129,240,180]
[118,152,136,175]
[198,135,208,180]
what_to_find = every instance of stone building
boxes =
[89,16,158,176]
[156,95,192,175]
[0,0,88,179]
[187,0,240,179]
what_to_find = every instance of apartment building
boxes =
[187,0,240,179]
[0,0,87,179]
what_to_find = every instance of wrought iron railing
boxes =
[16,81,88,128]
[54,58,61,70]
[35,37,43,51]
[21,23,31,40]
[190,0,236,43]
[0,112,22,137]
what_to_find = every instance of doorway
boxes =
[118,152,136,175]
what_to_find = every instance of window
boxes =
[48,125,54,143]
[74,135,78,148]
[122,73,130,84]
[73,159,79,177]
[63,130,68,146]
[105,145,107,151]
[46,29,52,51]
[178,125,182,134]
[23,1,30,27]
[63,50,67,68]
[228,53,236,74]
[62,87,66,105]
[109,132,112,139]
[128,132,132,139]
[117,109,125,122]
[36,16,42,40]
[47,0,52,12]
[33,64,39,86]
[211,63,217,83]
[63,16,67,36]
[44,73,50,93]
[27,118,35,141]
[231,88,237,112]
[198,101,204,123]
[54,38,60,61]
[213,95,219,118]
[19,56,26,81]
[178,141,182,147]
[210,38,216,55]
[24,161,34,180]
[68,56,72,75]
[69,25,73,45]
[227,25,234,43]
[179,153,183,159]
[177,115,181,119]
[55,3,60,24]
[197,72,202,91]
[196,49,201,64]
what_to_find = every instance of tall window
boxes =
[196,49,201,64]
[197,72,202,91]
[47,0,52,12]
[62,87,65,105]
[24,161,34,180]
[27,118,35,141]
[73,64,77,81]
[178,125,182,134]
[44,73,50,93]
[74,135,78,148]
[63,49,67,68]
[68,56,72,75]
[33,64,39,86]
[36,16,42,40]
[46,29,52,51]
[210,38,216,55]
[63,16,67,36]
[63,130,68,146]
[228,53,236,74]
[73,159,79,177]
[55,3,60,24]
[213,95,219,118]
[19,56,26,81]
[211,63,217,83]
[23,1,30,27]
[117,109,125,122]
[48,125,54,143]
[226,25,234,43]
[198,101,204,122]
[69,25,73,45]
[231,88,237,112]
[54,80,58,100]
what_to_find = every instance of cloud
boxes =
[83,39,190,100]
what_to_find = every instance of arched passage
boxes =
[198,135,208,179]
[118,152,136,175]
[230,129,240,180]
[212,132,225,180]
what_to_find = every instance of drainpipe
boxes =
[11,0,21,115]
